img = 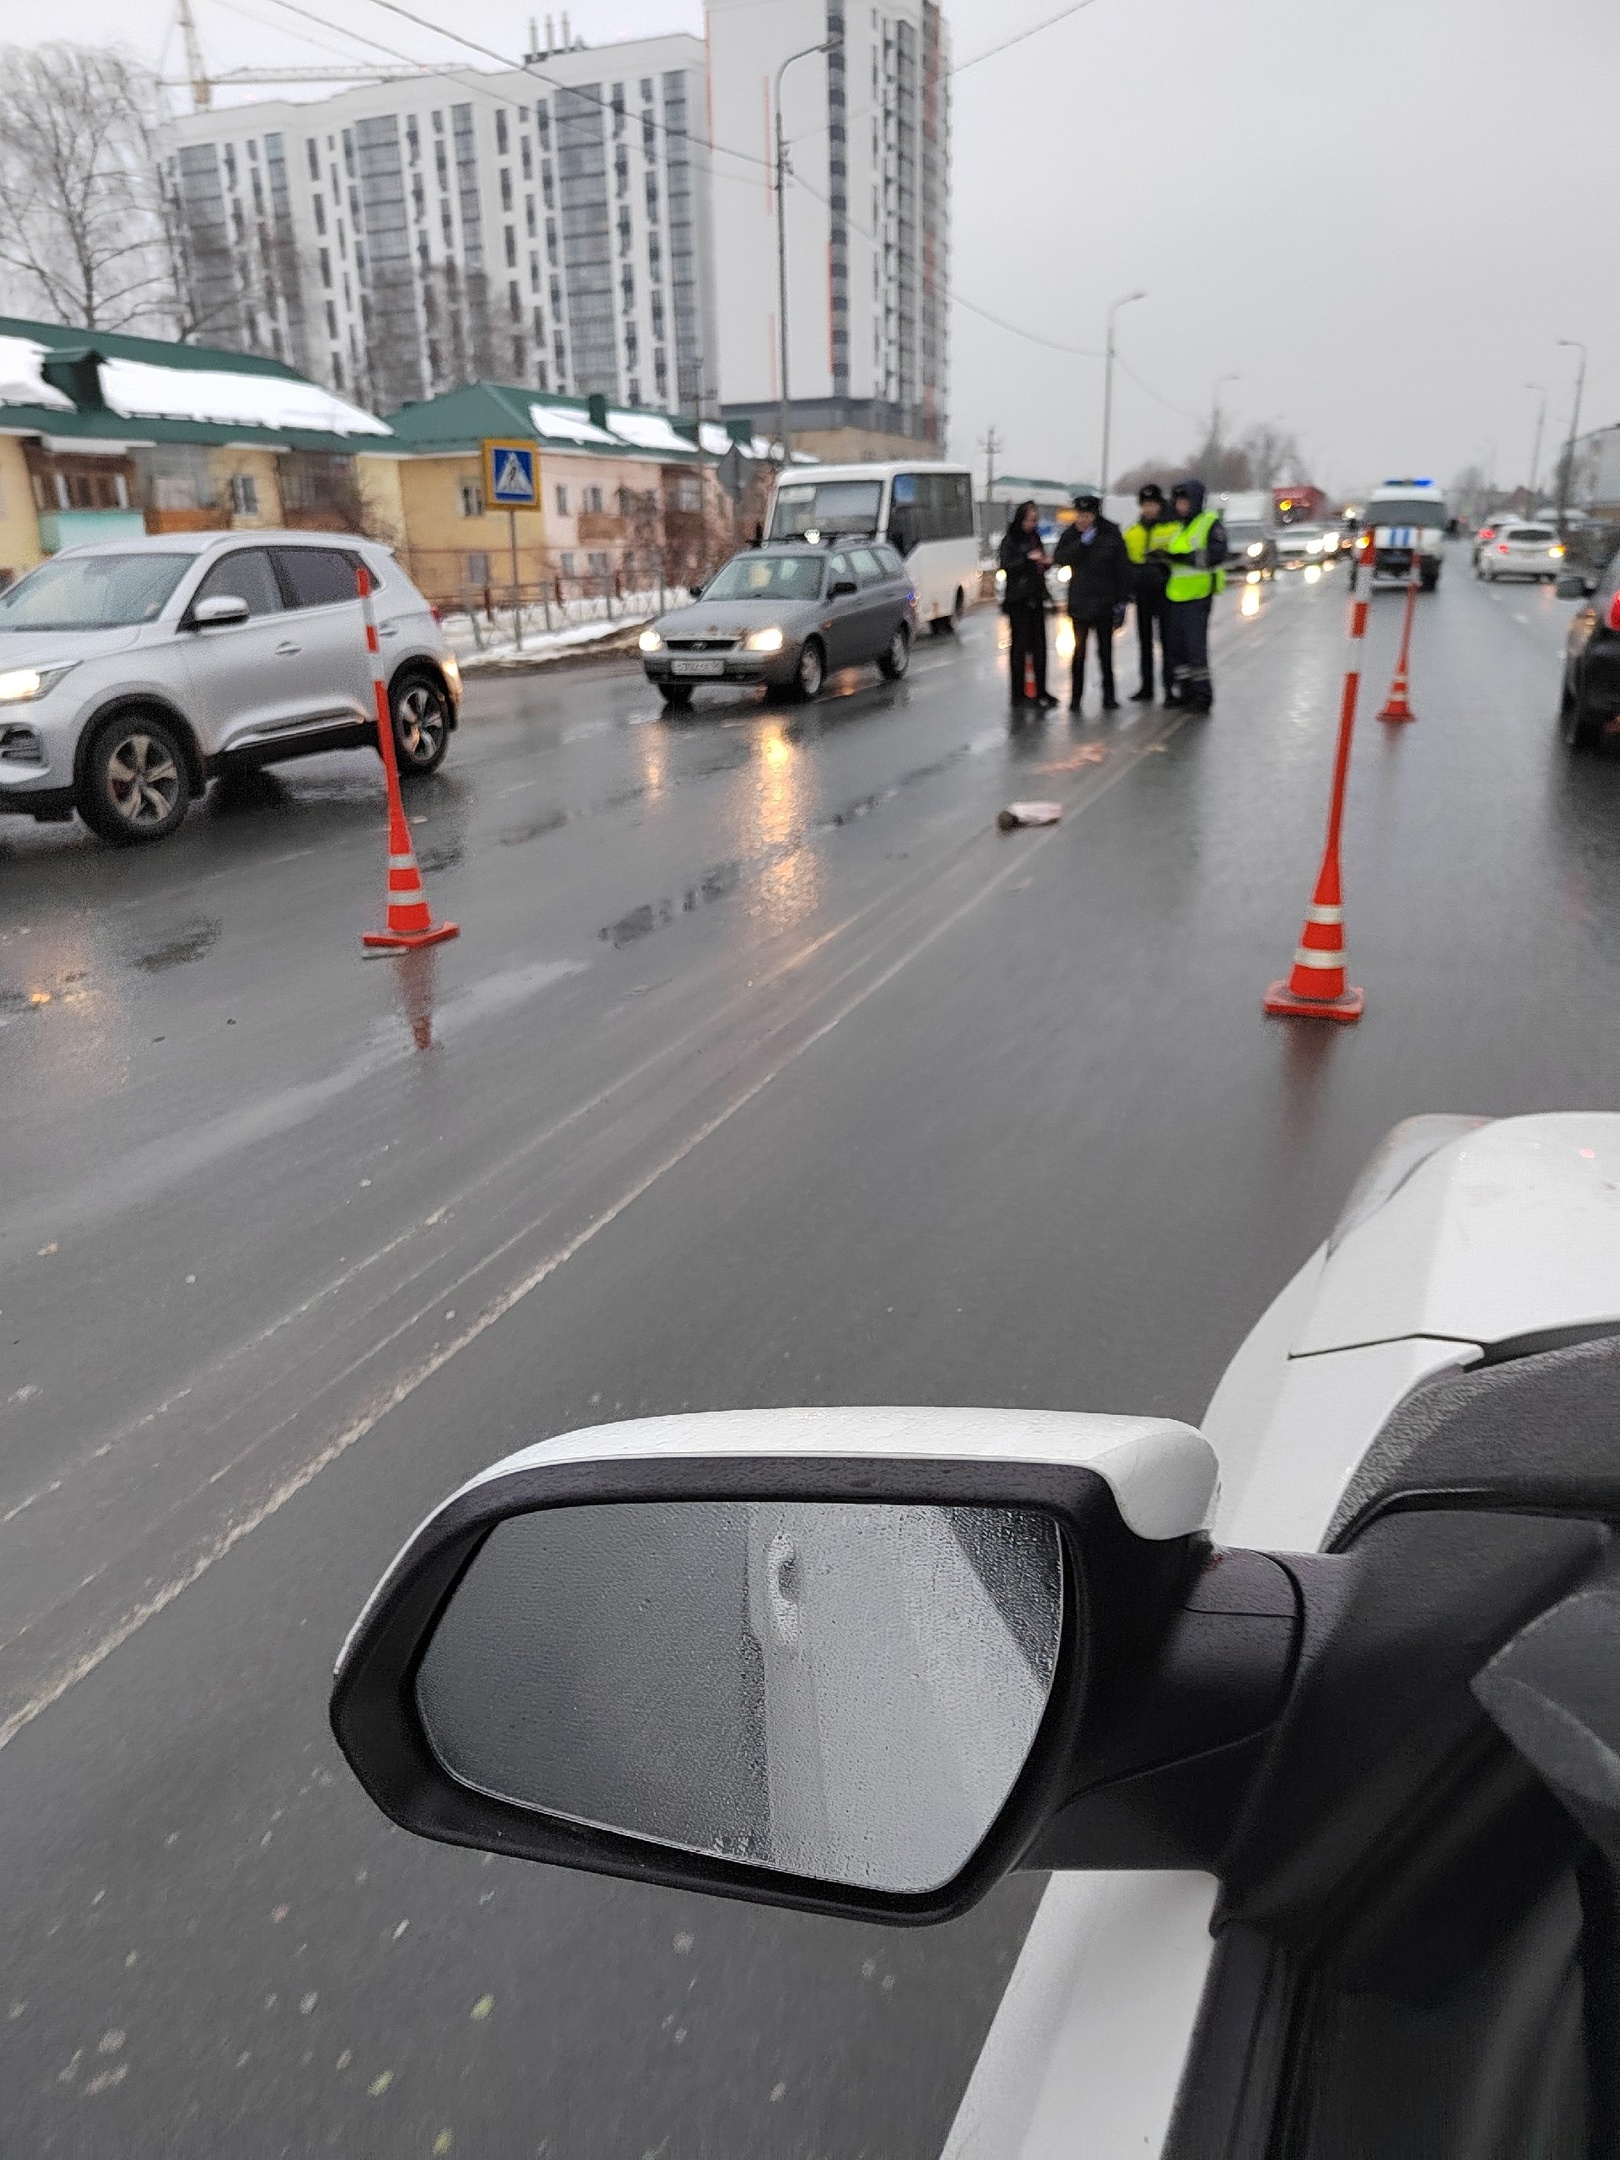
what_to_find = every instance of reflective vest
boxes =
[1124,518,1169,566]
[1164,510,1225,602]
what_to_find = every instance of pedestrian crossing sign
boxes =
[482,439,539,509]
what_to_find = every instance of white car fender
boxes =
[940,1111,1620,2159]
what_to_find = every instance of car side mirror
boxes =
[688,583,704,599]
[829,578,858,599]
[330,1407,1313,1924]
[1556,573,1594,600]
[189,593,250,628]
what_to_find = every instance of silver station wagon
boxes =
[638,541,917,706]
[0,531,460,845]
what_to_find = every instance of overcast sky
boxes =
[17,0,1619,497]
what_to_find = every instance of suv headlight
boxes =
[745,626,785,653]
[0,662,76,703]
[638,628,663,653]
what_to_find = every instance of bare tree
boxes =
[0,45,178,333]
[1240,423,1303,492]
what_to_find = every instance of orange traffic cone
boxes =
[363,779,459,951]
[1263,854,1363,1021]
[1377,550,1420,723]
[1264,584,1369,1022]
[357,564,459,953]
[1024,653,1037,700]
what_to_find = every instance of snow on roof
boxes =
[528,402,617,446]
[606,408,695,455]
[0,335,74,412]
[99,357,391,438]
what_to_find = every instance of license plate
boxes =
[672,657,724,677]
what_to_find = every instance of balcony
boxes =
[577,510,627,543]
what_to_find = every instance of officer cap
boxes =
[1137,483,1165,506]
[1071,492,1101,513]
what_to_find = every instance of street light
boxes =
[1524,382,1547,503]
[773,36,841,467]
[1210,372,1240,452]
[1555,339,1588,545]
[1098,289,1144,505]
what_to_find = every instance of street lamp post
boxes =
[1209,372,1240,458]
[1555,339,1588,545]
[1098,289,1144,504]
[1524,382,1547,504]
[774,36,840,469]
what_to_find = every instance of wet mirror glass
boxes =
[415,1501,1065,1894]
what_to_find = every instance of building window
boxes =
[229,473,260,515]
[460,480,484,517]
[560,550,575,576]
[555,483,570,514]
[511,337,525,372]
[466,550,490,585]
[325,300,338,338]
[521,138,532,179]
[536,361,549,391]
[500,166,513,210]
[583,485,604,514]
[508,280,521,321]
[536,102,550,150]
[529,253,540,290]
[669,472,701,513]
[495,110,509,154]
[627,377,641,406]
[312,193,326,235]
[587,551,610,577]
[525,197,536,236]
[406,115,420,161]
[504,226,517,267]
[432,109,443,134]
[306,138,319,179]
[319,247,332,287]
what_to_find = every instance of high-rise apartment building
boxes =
[159,35,718,419]
[157,9,950,451]
[705,0,951,453]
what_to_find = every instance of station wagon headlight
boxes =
[745,626,785,653]
[1246,542,1264,558]
[638,628,663,654]
[0,662,75,703]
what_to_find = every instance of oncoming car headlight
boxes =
[638,628,663,654]
[0,662,76,703]
[1246,542,1264,559]
[745,626,786,653]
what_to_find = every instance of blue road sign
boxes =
[483,439,539,509]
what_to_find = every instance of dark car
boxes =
[1557,556,1620,749]
[639,542,916,707]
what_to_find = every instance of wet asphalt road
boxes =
[2,548,1618,2157]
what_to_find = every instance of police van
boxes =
[767,462,978,633]
[1359,478,1449,590]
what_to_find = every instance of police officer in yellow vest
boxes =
[1161,479,1229,712]
[1122,482,1172,702]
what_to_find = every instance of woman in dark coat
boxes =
[999,502,1056,708]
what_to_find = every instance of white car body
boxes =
[1273,525,1330,566]
[1479,523,1566,582]
[943,1110,1620,2159]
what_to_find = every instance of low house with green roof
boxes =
[0,314,402,586]
[383,381,781,608]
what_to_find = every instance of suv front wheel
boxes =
[392,671,451,775]
[79,710,190,845]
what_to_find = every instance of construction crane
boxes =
[163,0,411,108]
[176,0,212,109]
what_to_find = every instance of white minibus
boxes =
[766,462,978,633]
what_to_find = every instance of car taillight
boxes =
[1496,542,1509,554]
[1606,591,1620,633]
[1358,531,1373,555]
[430,604,443,625]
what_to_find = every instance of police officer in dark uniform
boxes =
[1052,492,1130,713]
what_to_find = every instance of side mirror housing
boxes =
[688,583,704,600]
[189,593,251,628]
[1556,573,1594,600]
[829,577,859,598]
[329,1407,1306,1925]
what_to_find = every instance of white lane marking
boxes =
[0,719,1177,1754]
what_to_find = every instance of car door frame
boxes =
[819,549,866,670]
[175,544,308,759]
[265,542,374,738]
[847,545,903,665]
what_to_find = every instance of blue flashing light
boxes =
[1381,476,1436,487]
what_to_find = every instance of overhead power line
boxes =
[953,0,1101,75]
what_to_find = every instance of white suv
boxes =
[0,531,460,845]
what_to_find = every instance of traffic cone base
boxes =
[1263,978,1364,1023]
[1377,667,1415,723]
[363,920,460,952]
